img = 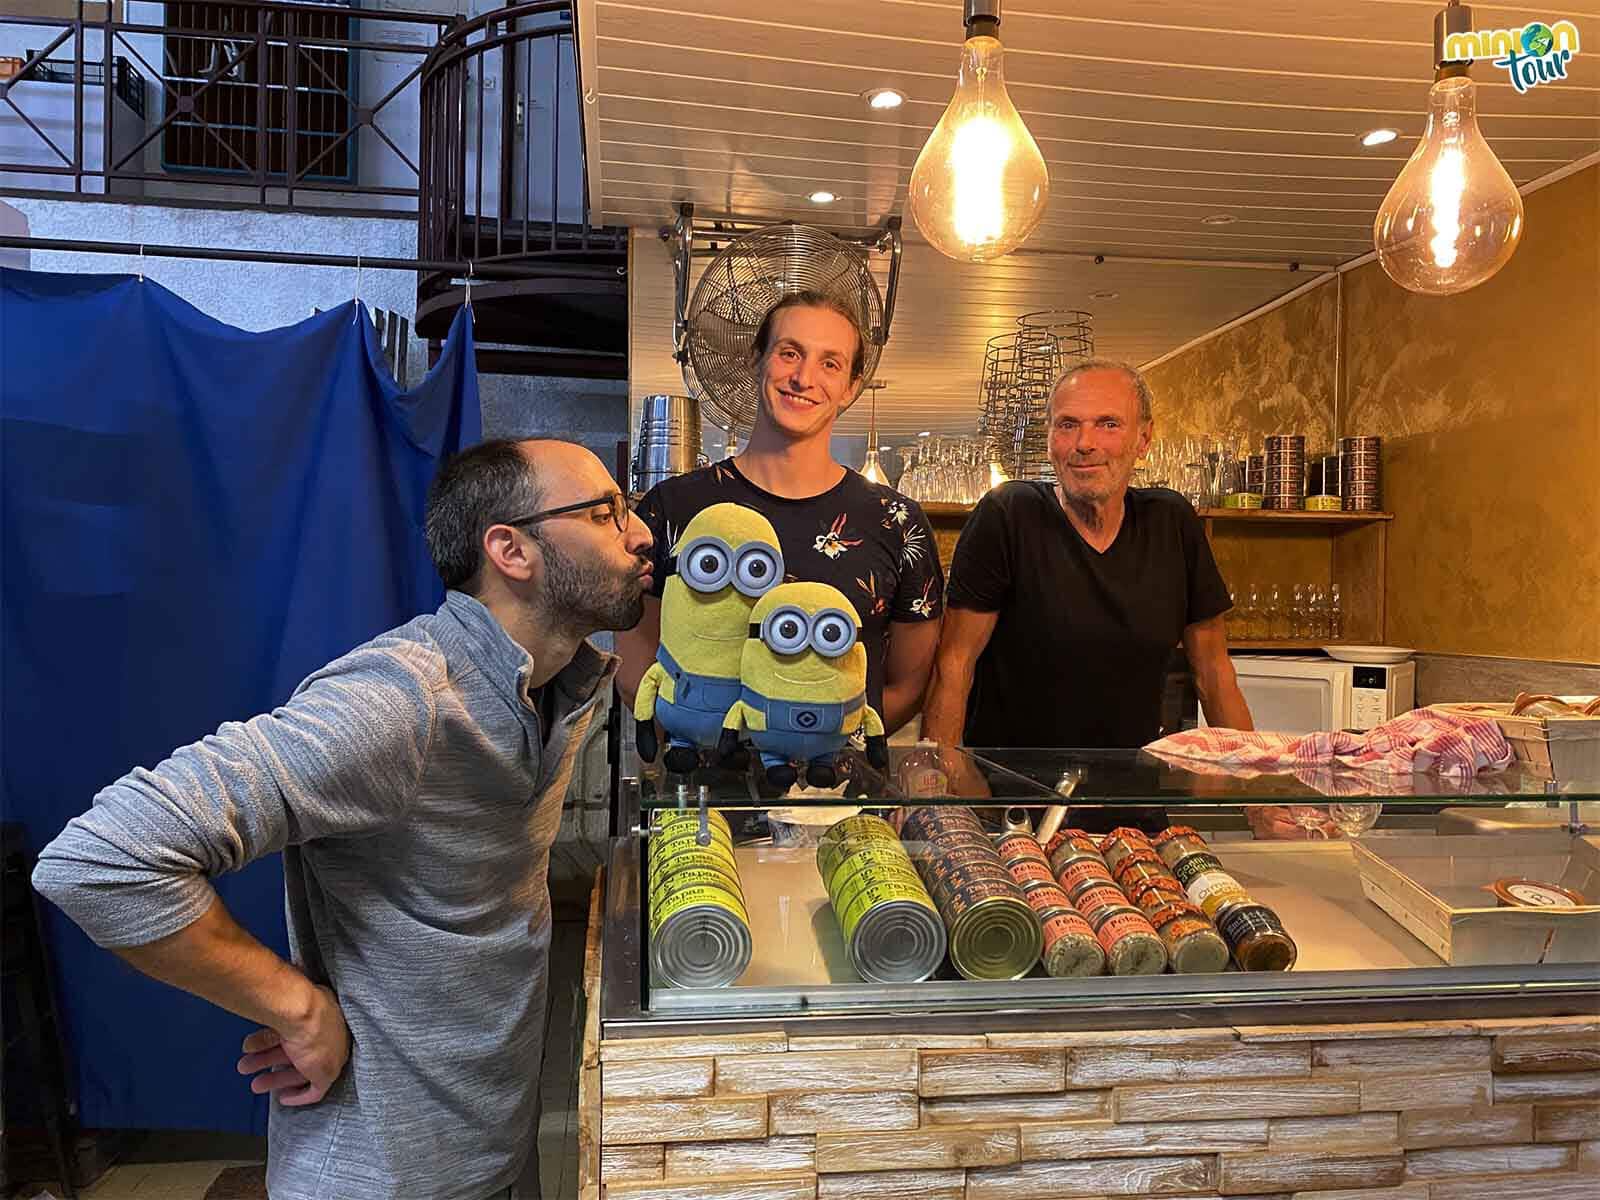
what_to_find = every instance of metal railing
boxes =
[417,1,621,272]
[0,0,591,219]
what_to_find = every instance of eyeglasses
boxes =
[503,492,630,535]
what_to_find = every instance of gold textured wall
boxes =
[1142,277,1337,451]
[1143,164,1599,664]
[1342,166,1599,664]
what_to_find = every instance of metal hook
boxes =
[353,255,362,324]
[465,261,473,309]
[137,242,145,283]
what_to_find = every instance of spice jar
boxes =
[1146,900,1231,975]
[1087,904,1167,976]
[1216,901,1297,971]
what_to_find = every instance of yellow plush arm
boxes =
[721,700,749,734]
[633,662,665,721]
[861,704,886,739]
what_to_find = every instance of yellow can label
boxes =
[651,834,737,868]
[654,808,732,835]
[650,883,749,934]
[824,844,920,890]
[837,878,938,943]
[1186,871,1252,920]
[652,813,733,842]
[817,825,901,876]
[829,858,927,912]
[649,866,744,901]
[651,826,735,861]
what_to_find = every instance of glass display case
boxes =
[600,746,1600,1038]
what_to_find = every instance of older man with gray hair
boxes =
[924,360,1252,809]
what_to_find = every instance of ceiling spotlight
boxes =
[808,190,837,204]
[1089,290,1118,301]
[918,430,932,437]
[1200,214,1237,226]
[1361,128,1400,147]
[863,87,906,110]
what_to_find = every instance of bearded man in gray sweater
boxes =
[33,437,655,1200]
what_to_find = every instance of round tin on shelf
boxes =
[1489,877,1587,908]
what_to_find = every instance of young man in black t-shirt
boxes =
[924,361,1252,755]
[618,293,945,735]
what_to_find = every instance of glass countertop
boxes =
[631,744,1597,810]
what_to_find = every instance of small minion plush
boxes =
[717,581,888,789]
[634,503,785,772]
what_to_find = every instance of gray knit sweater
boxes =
[34,591,616,1200]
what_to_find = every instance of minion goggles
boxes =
[667,536,785,598]
[749,605,859,658]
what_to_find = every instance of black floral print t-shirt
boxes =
[635,458,945,715]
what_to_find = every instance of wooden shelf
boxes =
[1227,640,1342,651]
[919,501,975,518]
[1199,508,1393,524]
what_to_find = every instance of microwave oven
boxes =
[1199,654,1417,734]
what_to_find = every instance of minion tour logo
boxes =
[1444,21,1581,93]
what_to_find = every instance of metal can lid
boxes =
[1489,877,1587,908]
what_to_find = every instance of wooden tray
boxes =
[1435,699,1600,783]
[1351,833,1600,966]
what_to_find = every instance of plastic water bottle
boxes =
[898,740,949,798]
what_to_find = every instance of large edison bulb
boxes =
[860,449,890,485]
[909,35,1049,262]
[1373,76,1523,295]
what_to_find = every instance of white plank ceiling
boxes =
[581,0,1600,438]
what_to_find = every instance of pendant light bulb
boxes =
[860,383,891,485]
[1373,8,1523,296]
[909,0,1048,262]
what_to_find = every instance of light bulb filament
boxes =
[1427,145,1466,269]
[951,114,1013,249]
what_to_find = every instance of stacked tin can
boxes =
[1263,434,1306,510]
[1152,826,1297,971]
[1102,828,1230,975]
[996,830,1103,978]
[1045,828,1166,975]
[648,809,753,988]
[1340,435,1382,512]
[1245,453,1265,495]
[817,814,946,984]
[902,806,1042,981]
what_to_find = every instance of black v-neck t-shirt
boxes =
[947,482,1231,749]
[635,459,945,716]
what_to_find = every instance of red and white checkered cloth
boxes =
[1145,706,1513,778]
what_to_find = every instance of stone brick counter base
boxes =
[593,1016,1599,1199]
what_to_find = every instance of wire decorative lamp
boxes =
[978,309,1093,482]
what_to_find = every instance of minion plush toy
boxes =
[634,503,785,773]
[717,581,889,789]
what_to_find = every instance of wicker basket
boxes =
[1436,699,1600,784]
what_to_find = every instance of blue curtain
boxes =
[1,269,481,1132]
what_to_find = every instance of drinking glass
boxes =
[1290,806,1333,839]
[1329,802,1381,838]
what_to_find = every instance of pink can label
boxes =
[1023,883,1071,915]
[1056,858,1114,893]
[1094,909,1157,954]
[997,834,1049,865]
[1041,910,1095,945]
[1006,858,1055,888]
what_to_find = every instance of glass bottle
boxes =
[1242,583,1262,641]
[1267,585,1288,641]
[1289,585,1306,640]
[1329,583,1345,642]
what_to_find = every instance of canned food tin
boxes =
[1100,831,1152,874]
[1111,849,1171,889]
[946,893,1042,981]
[1167,850,1225,886]
[1020,880,1072,916]
[1146,901,1231,975]
[1090,905,1168,976]
[830,858,929,912]
[1127,876,1186,911]
[1305,495,1342,511]
[821,838,922,884]
[923,857,1015,897]
[996,832,1052,869]
[916,841,1008,881]
[902,805,986,842]
[928,874,1026,914]
[1067,880,1128,918]
[1184,871,1254,920]
[648,844,739,881]
[1216,902,1297,972]
[651,820,735,857]
[1039,908,1106,978]
[1044,829,1102,860]
[1004,857,1056,889]
[648,865,743,901]
[817,814,900,869]
[650,900,753,989]
[1055,857,1114,893]
[1152,825,1206,858]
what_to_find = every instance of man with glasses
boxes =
[34,438,652,1200]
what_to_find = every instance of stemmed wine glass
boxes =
[1328,802,1382,838]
